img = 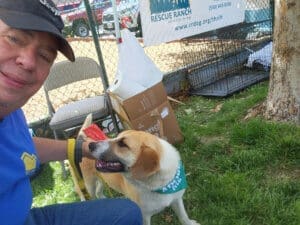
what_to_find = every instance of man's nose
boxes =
[16,47,37,70]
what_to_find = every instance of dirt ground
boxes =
[22,37,249,124]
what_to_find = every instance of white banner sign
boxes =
[140,0,245,46]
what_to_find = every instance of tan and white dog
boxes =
[73,115,200,225]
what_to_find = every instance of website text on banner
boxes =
[140,0,245,46]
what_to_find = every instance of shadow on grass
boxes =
[30,163,55,196]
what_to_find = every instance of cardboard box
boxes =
[109,82,183,144]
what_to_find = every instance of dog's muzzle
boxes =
[89,141,126,173]
[89,142,97,152]
[88,141,110,158]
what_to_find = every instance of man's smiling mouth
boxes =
[0,72,27,88]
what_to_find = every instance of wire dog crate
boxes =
[183,0,273,97]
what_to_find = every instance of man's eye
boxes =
[117,138,128,148]
[39,52,52,63]
[6,35,23,46]
[38,50,56,63]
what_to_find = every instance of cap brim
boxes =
[0,8,75,62]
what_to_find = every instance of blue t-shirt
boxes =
[0,109,40,225]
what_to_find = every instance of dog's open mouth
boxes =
[95,160,125,172]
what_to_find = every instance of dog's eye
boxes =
[117,138,128,148]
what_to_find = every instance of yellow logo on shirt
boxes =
[21,152,37,174]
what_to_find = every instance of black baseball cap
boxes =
[0,0,75,61]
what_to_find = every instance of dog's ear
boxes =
[78,114,93,140]
[130,145,160,180]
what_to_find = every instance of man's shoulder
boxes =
[9,108,27,123]
[0,108,27,131]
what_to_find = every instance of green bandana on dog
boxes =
[154,161,187,194]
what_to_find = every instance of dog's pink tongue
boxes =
[95,160,124,172]
[95,160,108,169]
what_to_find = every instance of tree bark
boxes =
[264,0,300,123]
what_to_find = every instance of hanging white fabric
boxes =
[109,29,163,100]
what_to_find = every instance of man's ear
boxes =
[130,145,160,180]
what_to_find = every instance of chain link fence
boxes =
[24,0,273,134]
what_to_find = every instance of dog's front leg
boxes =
[171,198,200,225]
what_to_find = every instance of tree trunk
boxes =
[264,0,300,123]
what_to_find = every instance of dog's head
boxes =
[89,130,162,180]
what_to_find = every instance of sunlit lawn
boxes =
[31,81,300,225]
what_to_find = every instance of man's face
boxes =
[0,20,58,109]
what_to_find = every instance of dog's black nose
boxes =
[89,142,97,152]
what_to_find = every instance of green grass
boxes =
[31,81,300,225]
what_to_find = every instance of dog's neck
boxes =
[125,139,183,191]
[153,160,187,194]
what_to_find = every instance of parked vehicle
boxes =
[57,1,81,15]
[62,0,114,37]
[102,0,141,36]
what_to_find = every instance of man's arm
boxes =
[33,137,91,163]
